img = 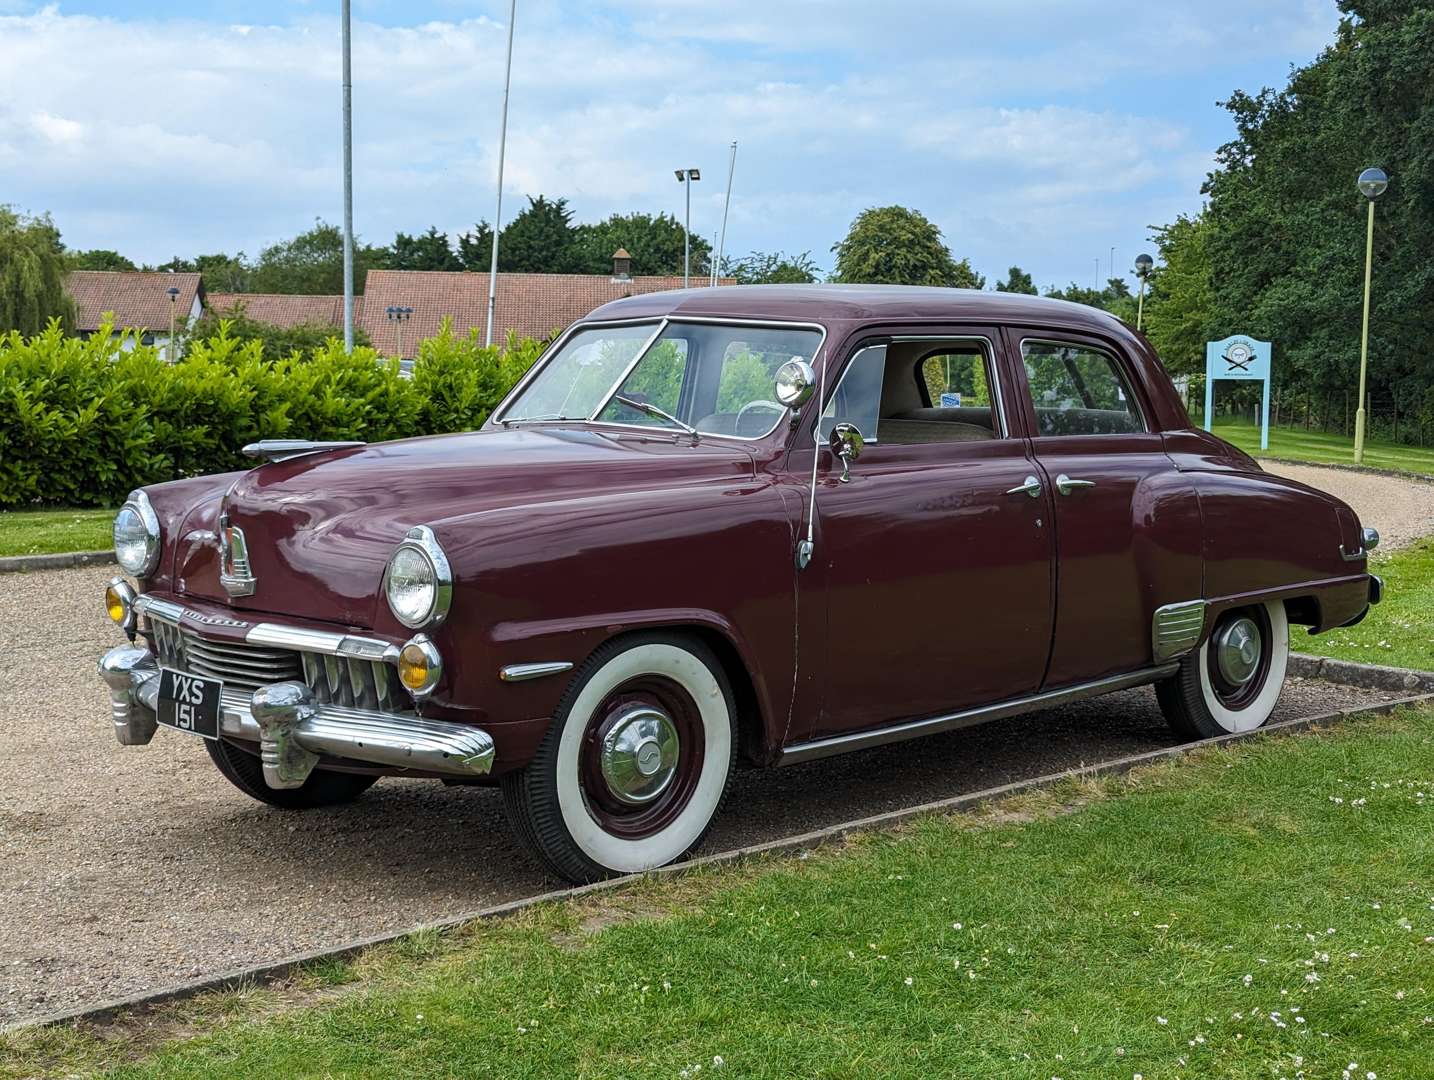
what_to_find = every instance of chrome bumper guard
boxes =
[97,644,495,789]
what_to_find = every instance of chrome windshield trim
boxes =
[493,315,830,444]
[587,318,672,422]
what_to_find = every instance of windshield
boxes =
[501,321,824,439]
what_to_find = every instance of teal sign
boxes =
[1204,335,1272,450]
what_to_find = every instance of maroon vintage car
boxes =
[98,286,1382,882]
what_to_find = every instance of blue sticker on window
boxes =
[939,392,962,407]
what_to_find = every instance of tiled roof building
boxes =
[208,293,363,330]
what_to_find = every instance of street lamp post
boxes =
[1134,253,1153,332]
[166,285,180,362]
[485,0,518,349]
[386,305,413,362]
[1354,166,1388,464]
[675,167,700,287]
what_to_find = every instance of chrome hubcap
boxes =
[599,706,680,806]
[1215,617,1262,686]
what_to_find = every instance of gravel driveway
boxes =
[1263,461,1434,551]
[0,563,1409,1027]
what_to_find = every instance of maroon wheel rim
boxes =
[578,675,705,841]
[1206,605,1273,711]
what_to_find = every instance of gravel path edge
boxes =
[13,687,1433,1038]
[0,550,114,574]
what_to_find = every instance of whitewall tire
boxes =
[1156,599,1289,740]
[502,633,736,883]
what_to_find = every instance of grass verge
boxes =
[5,706,1433,1079]
[1299,537,1434,672]
[1212,419,1434,478]
[0,508,114,558]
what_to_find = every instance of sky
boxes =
[2,0,1341,290]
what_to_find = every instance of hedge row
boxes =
[0,319,544,509]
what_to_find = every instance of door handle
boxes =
[1006,475,1042,499]
[1055,473,1096,496]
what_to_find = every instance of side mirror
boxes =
[828,422,865,483]
[774,359,816,408]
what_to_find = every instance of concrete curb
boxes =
[1256,455,1434,485]
[1290,651,1434,693]
[10,688,1433,1037]
[0,550,114,574]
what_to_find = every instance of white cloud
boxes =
[0,1,1340,284]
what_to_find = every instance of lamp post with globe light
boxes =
[1134,253,1154,332]
[1353,166,1387,464]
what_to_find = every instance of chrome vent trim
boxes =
[1152,599,1207,662]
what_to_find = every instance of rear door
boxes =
[1010,332,1194,687]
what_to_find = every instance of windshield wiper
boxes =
[614,396,701,442]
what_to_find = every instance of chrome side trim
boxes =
[778,665,1180,766]
[1152,599,1207,661]
[241,439,366,463]
[218,688,495,778]
[499,661,574,683]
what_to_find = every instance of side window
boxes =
[821,345,885,442]
[1020,340,1144,436]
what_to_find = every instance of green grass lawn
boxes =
[1211,419,1434,478]
[7,707,1433,1079]
[1299,537,1434,672]
[0,508,114,558]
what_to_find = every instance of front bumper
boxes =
[98,643,496,790]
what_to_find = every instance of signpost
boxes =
[1204,335,1272,450]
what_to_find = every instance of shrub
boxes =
[0,318,541,508]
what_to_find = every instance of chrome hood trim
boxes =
[241,439,366,463]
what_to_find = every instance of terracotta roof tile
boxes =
[66,271,203,334]
[358,270,733,357]
[207,293,362,330]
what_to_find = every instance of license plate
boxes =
[157,669,222,740]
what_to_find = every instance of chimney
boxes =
[611,248,632,281]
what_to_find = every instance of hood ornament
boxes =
[241,439,366,464]
[218,512,257,597]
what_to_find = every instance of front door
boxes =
[803,332,1055,737]
[1011,333,1188,686]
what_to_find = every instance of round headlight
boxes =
[383,526,452,629]
[113,493,160,576]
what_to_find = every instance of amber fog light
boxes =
[397,635,442,699]
[104,577,137,633]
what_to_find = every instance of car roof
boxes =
[584,283,1129,333]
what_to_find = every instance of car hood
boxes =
[172,425,756,627]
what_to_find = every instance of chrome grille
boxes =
[149,618,406,709]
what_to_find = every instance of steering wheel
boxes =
[735,399,786,433]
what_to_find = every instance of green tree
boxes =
[1178,0,1434,439]
[571,212,711,277]
[994,266,1037,294]
[67,249,137,272]
[726,251,821,284]
[1142,213,1215,375]
[249,220,386,295]
[831,206,982,288]
[457,222,493,271]
[387,226,461,271]
[497,196,579,273]
[186,305,370,362]
[0,208,76,334]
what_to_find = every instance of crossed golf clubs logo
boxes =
[1223,341,1255,372]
